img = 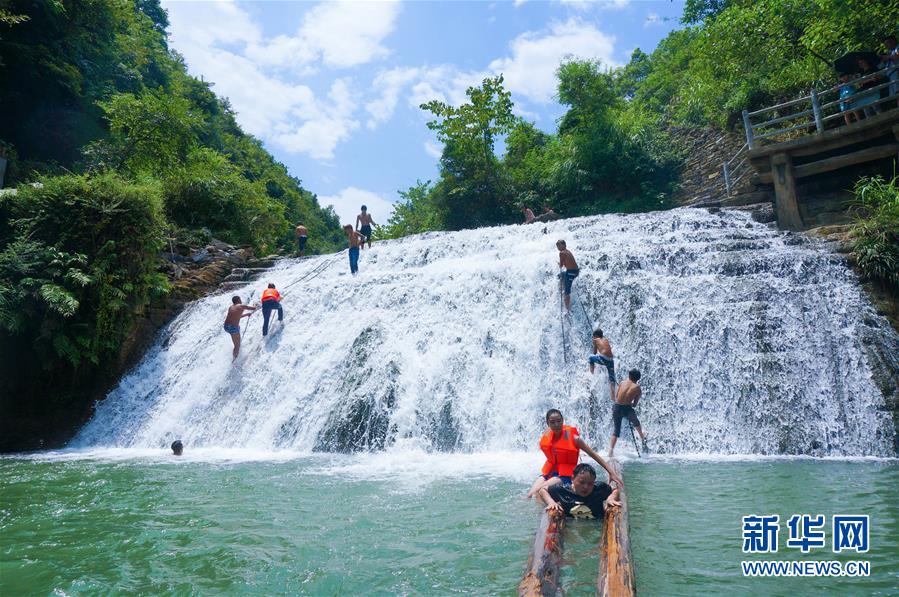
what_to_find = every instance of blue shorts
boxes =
[560,268,579,295]
[589,354,615,383]
[543,472,572,485]
[223,323,240,335]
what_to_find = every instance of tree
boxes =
[421,75,516,229]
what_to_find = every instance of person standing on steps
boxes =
[588,329,616,403]
[295,223,308,257]
[344,224,365,275]
[525,409,623,500]
[260,283,283,336]
[223,295,257,361]
[356,205,376,250]
[609,368,648,457]
[556,240,579,313]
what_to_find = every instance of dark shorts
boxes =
[223,323,240,335]
[560,268,579,295]
[543,472,572,485]
[612,403,641,437]
[589,354,615,383]
[298,235,307,252]
[360,225,372,240]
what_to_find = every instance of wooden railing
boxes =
[721,65,897,194]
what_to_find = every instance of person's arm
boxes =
[538,486,564,515]
[631,387,642,408]
[526,475,561,499]
[605,487,621,509]
[356,215,361,230]
[576,437,624,487]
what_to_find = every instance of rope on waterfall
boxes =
[242,290,256,333]
[280,250,345,294]
[629,420,641,458]
[559,282,569,365]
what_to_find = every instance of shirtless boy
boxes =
[609,368,648,456]
[356,205,375,249]
[588,329,616,402]
[556,240,579,312]
[295,223,308,256]
[224,296,257,361]
[344,224,366,275]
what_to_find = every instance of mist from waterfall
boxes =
[72,209,897,457]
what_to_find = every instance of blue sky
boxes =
[162,0,684,225]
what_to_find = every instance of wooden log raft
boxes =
[518,509,565,597]
[597,459,635,596]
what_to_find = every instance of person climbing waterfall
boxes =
[589,329,617,403]
[260,283,283,336]
[556,240,579,313]
[344,224,365,275]
[356,205,376,249]
[171,440,184,456]
[295,223,308,257]
[539,463,620,519]
[223,296,257,361]
[609,369,648,457]
[525,409,623,500]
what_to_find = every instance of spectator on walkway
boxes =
[838,73,861,126]
[856,57,885,118]
[879,34,898,105]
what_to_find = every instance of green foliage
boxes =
[850,176,899,289]
[379,181,444,239]
[421,75,517,229]
[163,149,284,252]
[0,173,168,370]
[625,0,899,127]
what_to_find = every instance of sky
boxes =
[161,0,684,225]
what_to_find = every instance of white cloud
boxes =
[319,187,395,227]
[270,79,359,160]
[424,140,443,159]
[163,1,367,161]
[366,67,421,129]
[246,0,401,71]
[489,19,618,104]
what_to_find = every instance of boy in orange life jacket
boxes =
[260,283,283,336]
[525,409,623,499]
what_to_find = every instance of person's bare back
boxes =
[593,336,612,358]
[615,378,641,406]
[225,303,252,327]
[558,249,577,270]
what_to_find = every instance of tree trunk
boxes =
[519,509,565,597]
[597,459,636,596]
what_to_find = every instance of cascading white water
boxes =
[72,208,898,456]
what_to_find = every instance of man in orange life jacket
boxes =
[525,409,622,499]
[260,283,283,336]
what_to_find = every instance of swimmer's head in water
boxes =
[171,440,183,456]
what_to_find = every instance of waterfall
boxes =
[72,209,898,456]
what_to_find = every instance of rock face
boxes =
[0,240,275,452]
[669,125,750,205]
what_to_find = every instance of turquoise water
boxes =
[1,453,897,595]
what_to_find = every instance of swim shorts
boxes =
[612,403,641,438]
[298,235,308,252]
[589,354,616,383]
[560,268,579,295]
[223,323,240,335]
[360,225,372,240]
